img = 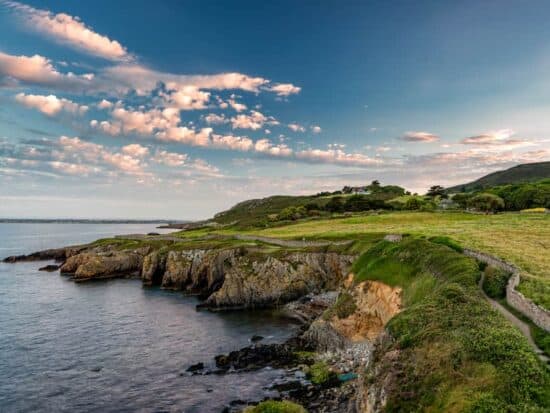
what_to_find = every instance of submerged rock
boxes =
[38,264,60,272]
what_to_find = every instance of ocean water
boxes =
[0,223,298,412]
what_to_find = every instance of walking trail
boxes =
[478,273,549,365]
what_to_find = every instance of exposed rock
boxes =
[186,362,204,372]
[205,252,355,309]
[38,264,60,272]
[3,245,85,263]
[250,335,264,343]
[141,251,166,286]
[281,292,338,324]
[302,319,349,352]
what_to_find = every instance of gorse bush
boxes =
[355,238,549,412]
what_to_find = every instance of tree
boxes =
[426,185,446,198]
[324,196,344,213]
[468,193,505,213]
[371,180,380,187]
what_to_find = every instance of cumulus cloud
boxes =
[401,131,440,142]
[228,97,247,112]
[3,1,130,61]
[204,113,227,125]
[156,127,213,146]
[311,125,322,134]
[151,150,188,167]
[211,134,254,151]
[288,123,306,133]
[296,148,382,167]
[15,93,88,116]
[161,84,210,110]
[254,139,293,157]
[0,51,91,89]
[97,99,113,109]
[266,83,301,96]
[231,110,278,130]
[121,144,149,158]
[91,106,181,136]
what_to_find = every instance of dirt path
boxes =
[478,274,549,365]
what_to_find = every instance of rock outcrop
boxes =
[39,244,355,309]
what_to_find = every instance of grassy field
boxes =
[229,212,550,309]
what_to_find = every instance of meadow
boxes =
[232,212,550,309]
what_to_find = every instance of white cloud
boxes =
[3,1,130,61]
[162,84,210,110]
[15,93,88,116]
[296,148,382,167]
[266,83,301,96]
[231,110,277,130]
[204,113,227,125]
[228,98,247,112]
[311,125,322,134]
[211,134,254,151]
[151,150,188,167]
[288,123,306,133]
[97,99,113,109]
[0,51,91,88]
[254,139,293,157]
[401,131,440,142]
[156,127,213,146]
[121,144,149,158]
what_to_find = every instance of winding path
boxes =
[478,273,549,365]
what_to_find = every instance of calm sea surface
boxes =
[0,223,298,412]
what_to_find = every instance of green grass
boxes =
[244,400,307,413]
[356,237,549,412]
[482,265,511,299]
[241,211,550,309]
[307,361,336,385]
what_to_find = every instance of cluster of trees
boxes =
[450,180,550,212]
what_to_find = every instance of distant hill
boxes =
[447,162,550,192]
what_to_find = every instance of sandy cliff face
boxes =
[332,279,402,342]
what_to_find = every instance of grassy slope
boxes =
[447,161,550,192]
[356,238,549,412]
[239,212,550,309]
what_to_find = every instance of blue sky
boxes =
[1,0,549,219]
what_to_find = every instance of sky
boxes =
[1,0,549,219]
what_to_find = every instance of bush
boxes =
[323,291,356,320]
[307,361,336,385]
[244,400,307,413]
[324,196,344,213]
[278,206,307,221]
[482,265,511,299]
[468,193,505,213]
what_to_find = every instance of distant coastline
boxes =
[0,218,188,225]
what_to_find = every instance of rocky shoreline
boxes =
[3,238,399,412]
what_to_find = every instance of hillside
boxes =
[447,161,550,192]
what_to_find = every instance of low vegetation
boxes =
[355,237,549,412]
[482,265,511,299]
[244,400,307,413]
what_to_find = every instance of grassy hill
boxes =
[447,162,550,192]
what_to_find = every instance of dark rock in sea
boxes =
[251,335,264,343]
[90,366,102,372]
[38,264,60,272]
[186,362,204,372]
[147,232,160,236]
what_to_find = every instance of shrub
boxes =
[323,291,357,320]
[468,193,505,213]
[244,400,307,413]
[324,196,344,213]
[307,361,336,385]
[278,206,307,221]
[304,202,320,211]
[482,265,511,299]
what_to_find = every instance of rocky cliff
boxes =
[8,243,355,310]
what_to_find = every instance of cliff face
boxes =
[51,245,356,309]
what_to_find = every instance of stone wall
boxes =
[464,248,550,332]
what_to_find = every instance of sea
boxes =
[0,223,299,412]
